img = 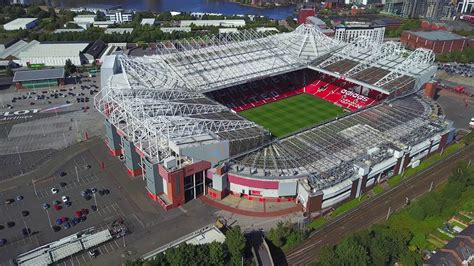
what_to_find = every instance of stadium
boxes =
[95,24,454,213]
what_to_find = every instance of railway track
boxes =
[279,144,474,266]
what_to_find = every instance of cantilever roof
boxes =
[96,24,439,166]
[230,96,449,189]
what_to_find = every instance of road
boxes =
[281,144,474,265]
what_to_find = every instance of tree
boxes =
[267,221,292,248]
[334,238,370,265]
[408,204,426,220]
[5,67,13,77]
[208,241,226,266]
[224,226,246,265]
[64,59,76,76]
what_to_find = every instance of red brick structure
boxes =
[298,8,315,24]
[401,30,469,54]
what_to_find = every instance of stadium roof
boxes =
[13,68,65,82]
[96,24,439,165]
[230,96,449,189]
[405,30,466,41]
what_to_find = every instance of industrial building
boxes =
[401,30,470,54]
[82,40,108,64]
[73,14,96,29]
[140,18,156,26]
[96,24,452,213]
[3,18,38,31]
[180,20,246,28]
[15,42,90,66]
[335,23,385,44]
[105,9,133,24]
[13,68,65,89]
[142,225,225,260]
[104,28,134,35]
[161,27,192,33]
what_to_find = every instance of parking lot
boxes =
[438,63,474,78]
[0,75,104,180]
[0,135,218,265]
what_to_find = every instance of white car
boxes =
[61,196,69,203]
[469,118,474,129]
[51,188,59,194]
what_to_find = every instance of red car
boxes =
[81,208,89,216]
[53,205,62,211]
[61,217,68,223]
[74,211,82,218]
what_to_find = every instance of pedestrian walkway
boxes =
[200,195,302,217]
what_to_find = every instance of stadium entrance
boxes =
[184,171,205,203]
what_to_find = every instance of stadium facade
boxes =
[95,24,454,213]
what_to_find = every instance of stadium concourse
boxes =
[95,23,454,215]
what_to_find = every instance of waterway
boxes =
[40,0,295,20]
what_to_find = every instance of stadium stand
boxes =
[207,71,382,112]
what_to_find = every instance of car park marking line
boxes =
[113,240,120,249]
[35,174,99,199]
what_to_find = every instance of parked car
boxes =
[74,211,82,218]
[0,239,7,247]
[51,187,59,194]
[81,208,89,216]
[21,211,29,217]
[53,205,61,211]
[42,203,50,210]
[7,222,15,228]
[21,228,31,237]
[5,199,14,204]
[61,196,69,203]
[55,218,63,225]
[16,196,24,201]
[63,222,71,229]
[88,249,98,258]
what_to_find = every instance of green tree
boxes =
[334,239,370,265]
[267,221,292,248]
[64,59,77,76]
[5,67,13,77]
[408,204,426,220]
[208,241,226,266]
[224,226,246,265]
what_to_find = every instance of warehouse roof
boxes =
[3,18,38,28]
[406,30,466,41]
[13,68,65,82]
[141,18,155,25]
[105,28,134,34]
[18,42,89,57]
[83,40,107,58]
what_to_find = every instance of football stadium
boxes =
[95,24,454,213]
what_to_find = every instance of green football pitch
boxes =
[239,94,345,137]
